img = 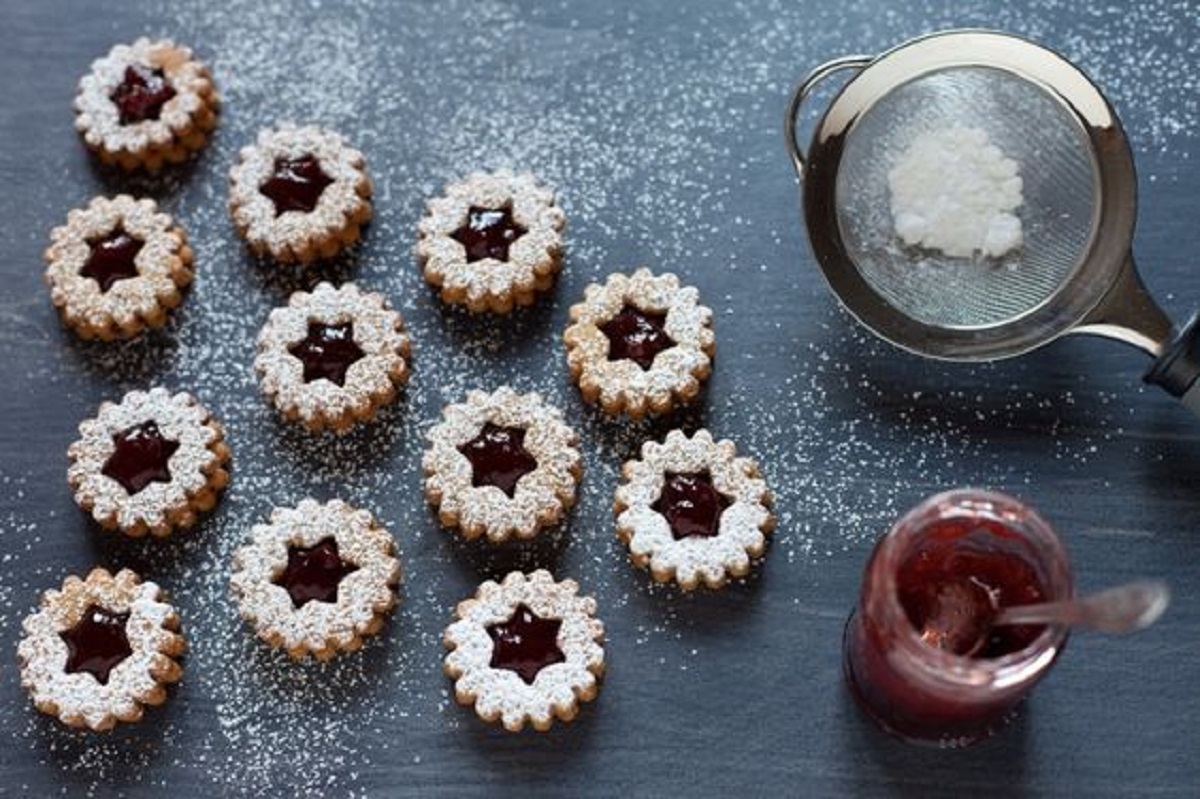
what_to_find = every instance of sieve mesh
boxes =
[835,66,1098,329]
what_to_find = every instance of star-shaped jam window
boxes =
[452,206,526,263]
[600,305,676,371]
[273,538,359,608]
[287,321,364,387]
[81,229,143,293]
[652,471,732,540]
[486,603,565,684]
[101,420,180,496]
[60,604,133,685]
[110,63,177,125]
[260,154,334,215]
[457,423,538,498]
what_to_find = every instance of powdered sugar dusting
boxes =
[615,429,774,591]
[5,0,1196,794]
[417,170,566,313]
[230,499,401,657]
[889,125,1024,258]
[17,568,184,732]
[254,281,411,432]
[423,387,582,542]
[444,569,604,732]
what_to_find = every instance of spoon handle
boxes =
[996,580,1170,634]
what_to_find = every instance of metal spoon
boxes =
[992,579,1170,634]
[920,579,1169,657]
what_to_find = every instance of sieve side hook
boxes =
[784,55,872,179]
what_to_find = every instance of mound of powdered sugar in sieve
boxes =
[888,125,1024,259]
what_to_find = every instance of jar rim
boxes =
[870,488,1074,691]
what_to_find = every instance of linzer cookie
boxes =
[444,570,605,732]
[67,388,230,538]
[255,281,411,433]
[230,499,402,661]
[44,195,194,341]
[564,268,715,419]
[74,38,219,171]
[17,568,185,731]
[423,387,581,543]
[614,429,775,591]
[229,125,373,264]
[415,170,565,313]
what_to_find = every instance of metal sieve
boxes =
[785,29,1200,414]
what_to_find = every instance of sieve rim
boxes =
[801,29,1137,361]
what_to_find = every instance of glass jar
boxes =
[843,489,1073,746]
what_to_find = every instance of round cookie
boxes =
[564,268,715,419]
[74,37,219,171]
[67,388,230,538]
[229,124,373,264]
[230,499,402,661]
[444,570,605,732]
[44,195,194,341]
[255,281,412,433]
[423,387,582,543]
[415,170,565,313]
[17,567,186,731]
[614,429,775,590]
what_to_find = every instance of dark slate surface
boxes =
[1,1,1198,797]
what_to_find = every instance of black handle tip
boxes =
[1145,313,1200,397]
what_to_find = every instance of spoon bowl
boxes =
[921,579,1169,658]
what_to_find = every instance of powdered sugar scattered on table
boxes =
[3,0,1196,795]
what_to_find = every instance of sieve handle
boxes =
[784,55,872,179]
[1145,313,1200,415]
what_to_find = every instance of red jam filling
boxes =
[457,423,538,498]
[486,603,565,684]
[652,471,731,540]
[60,604,133,685]
[110,63,177,125]
[287,321,364,387]
[451,206,526,263]
[81,230,143,293]
[260,155,334,215]
[600,306,675,370]
[897,518,1049,658]
[101,420,179,495]
[274,538,359,608]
